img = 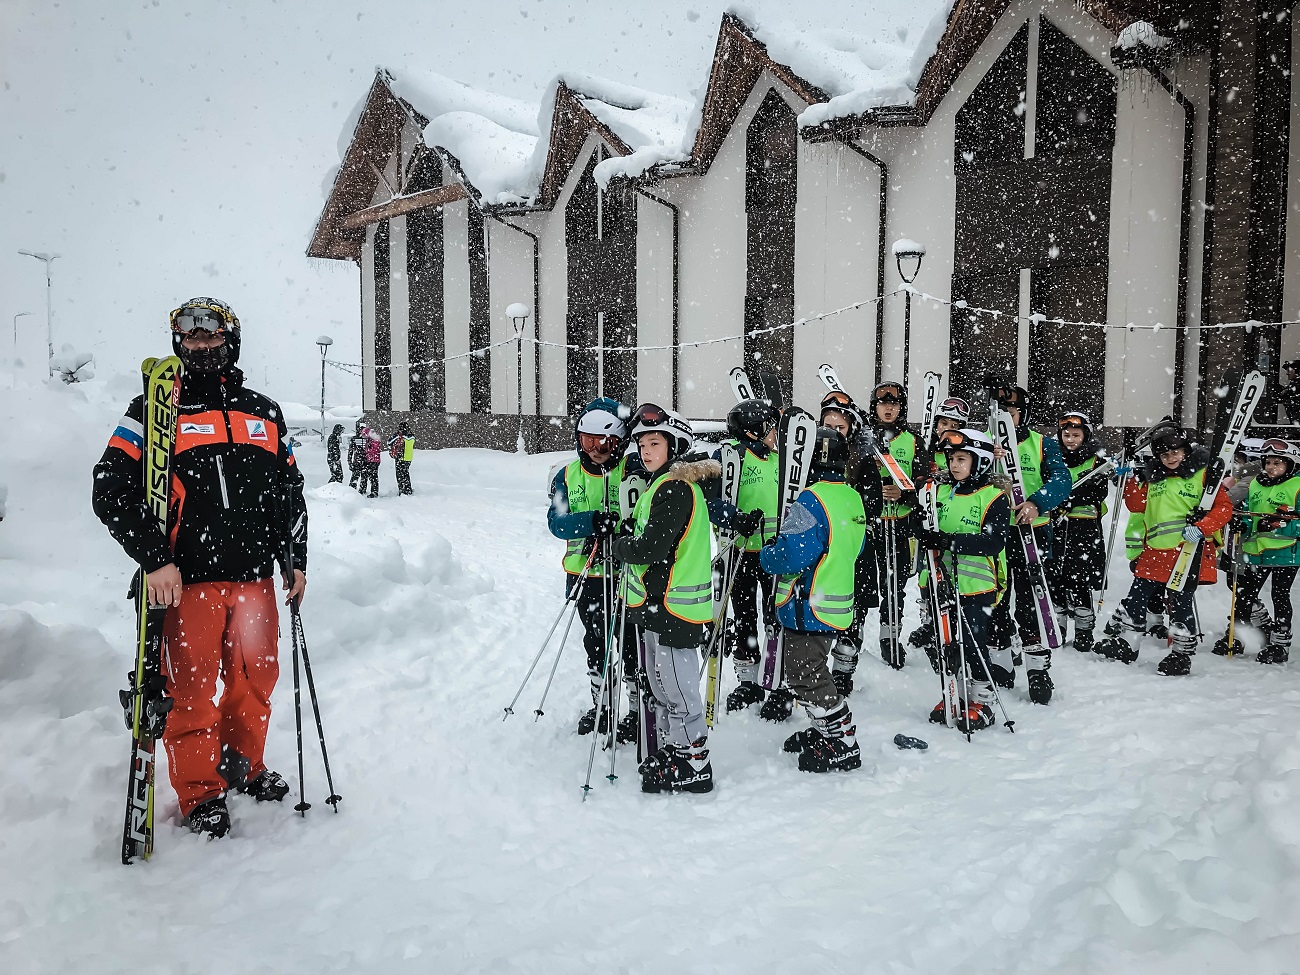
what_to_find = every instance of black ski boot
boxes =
[1027,669,1053,705]
[1073,629,1095,654]
[1212,633,1245,656]
[576,707,610,736]
[1156,650,1192,676]
[797,705,861,773]
[725,680,765,713]
[235,770,290,803]
[185,796,231,838]
[1096,637,1138,664]
[616,711,639,745]
[880,637,905,670]
[831,670,854,697]
[640,738,713,794]
[782,727,820,753]
[987,658,1016,689]
[1258,628,1290,665]
[759,688,795,722]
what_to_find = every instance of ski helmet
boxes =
[727,399,780,447]
[1260,437,1300,472]
[939,427,995,479]
[992,384,1030,426]
[630,403,693,461]
[935,397,971,425]
[870,381,907,417]
[1150,425,1191,456]
[1057,411,1094,436]
[819,389,864,431]
[169,297,240,373]
[810,426,848,474]
[575,402,628,440]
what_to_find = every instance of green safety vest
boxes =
[1124,511,1145,561]
[1012,431,1050,527]
[878,430,917,519]
[774,481,866,630]
[620,475,713,623]
[1065,457,1107,519]
[1143,470,1206,550]
[560,457,625,577]
[1243,476,1300,555]
[401,436,415,462]
[936,483,1005,597]
[730,440,780,552]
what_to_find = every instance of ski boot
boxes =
[1258,628,1291,665]
[1072,608,1096,654]
[908,619,935,650]
[987,646,1015,689]
[576,707,610,736]
[726,680,765,713]
[1027,669,1053,705]
[185,796,232,838]
[782,727,820,754]
[831,670,854,697]
[616,711,639,745]
[956,701,996,733]
[235,770,290,803]
[1212,627,1245,657]
[1073,629,1096,654]
[1156,631,1195,676]
[830,636,859,697]
[880,629,905,670]
[1097,607,1143,664]
[759,687,795,723]
[640,738,713,794]
[795,704,861,773]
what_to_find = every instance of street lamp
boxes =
[11,311,32,387]
[316,335,333,443]
[506,302,531,452]
[893,239,926,389]
[17,250,60,378]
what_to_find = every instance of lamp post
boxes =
[893,239,926,390]
[11,311,32,387]
[316,335,333,442]
[17,250,60,378]
[506,302,531,452]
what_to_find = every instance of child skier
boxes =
[817,390,883,697]
[1098,425,1232,674]
[612,405,716,793]
[914,429,1010,732]
[1050,412,1108,653]
[1234,438,1300,664]
[546,398,634,736]
[760,426,867,772]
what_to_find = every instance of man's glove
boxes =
[732,508,763,537]
[592,511,621,537]
[1182,525,1203,544]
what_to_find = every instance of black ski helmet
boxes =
[810,426,848,474]
[992,384,1030,426]
[870,381,907,418]
[1150,424,1191,456]
[727,399,779,447]
[819,390,864,432]
[170,297,241,374]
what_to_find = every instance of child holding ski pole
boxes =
[1050,412,1108,653]
[612,405,717,794]
[759,427,867,772]
[1097,425,1232,674]
[913,429,1009,732]
[1232,438,1300,664]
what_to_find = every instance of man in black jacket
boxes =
[92,297,307,839]
[326,423,345,482]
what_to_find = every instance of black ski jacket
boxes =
[327,427,343,466]
[92,368,307,584]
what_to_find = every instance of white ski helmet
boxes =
[940,427,995,479]
[1260,437,1300,468]
[935,396,971,425]
[576,407,627,440]
[630,403,694,460]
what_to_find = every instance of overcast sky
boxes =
[0,0,934,407]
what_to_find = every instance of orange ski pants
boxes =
[162,579,279,816]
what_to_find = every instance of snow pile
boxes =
[728,1,956,128]
[50,343,96,383]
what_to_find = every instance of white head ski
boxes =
[729,367,757,404]
[818,363,845,393]
[920,371,943,442]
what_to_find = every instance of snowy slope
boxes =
[3,376,1300,974]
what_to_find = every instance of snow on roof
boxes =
[731,2,956,128]
[531,72,692,193]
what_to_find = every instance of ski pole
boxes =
[290,606,310,816]
[503,550,596,719]
[582,609,619,799]
[294,604,342,811]
[958,600,1016,733]
[1095,463,1130,618]
[607,572,629,783]
[533,594,585,719]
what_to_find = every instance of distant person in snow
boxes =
[327,423,345,483]
[0,479,6,522]
[387,422,415,496]
[359,425,382,498]
[92,296,307,839]
[1280,360,1300,423]
[348,420,367,490]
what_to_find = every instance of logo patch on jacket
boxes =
[245,419,268,441]
[181,422,216,435]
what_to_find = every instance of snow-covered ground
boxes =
[4,377,1300,974]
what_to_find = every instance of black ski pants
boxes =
[568,571,634,697]
[728,549,773,664]
[1235,565,1298,633]
[991,524,1053,651]
[328,457,344,483]
[871,518,912,641]
[357,462,379,497]
[1120,575,1196,637]
[395,460,413,495]
[953,592,996,682]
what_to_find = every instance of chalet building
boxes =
[310,1,1300,449]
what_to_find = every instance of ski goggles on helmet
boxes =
[936,397,970,420]
[631,403,670,429]
[1058,414,1089,431]
[578,432,620,450]
[1259,438,1298,460]
[937,429,977,452]
[873,389,904,405]
[170,303,234,335]
[821,390,853,409]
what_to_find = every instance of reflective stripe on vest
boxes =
[773,481,866,630]
[937,483,1004,597]
[1124,511,1145,561]
[561,457,625,576]
[732,441,780,552]
[1244,476,1300,555]
[620,474,713,623]
[1143,471,1206,550]
[878,430,916,519]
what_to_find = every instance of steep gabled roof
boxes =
[309,71,422,261]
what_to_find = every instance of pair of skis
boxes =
[702,442,742,728]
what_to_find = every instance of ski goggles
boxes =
[631,404,670,428]
[1058,415,1089,431]
[936,397,970,419]
[1259,438,1295,458]
[578,432,620,450]
[821,390,853,409]
[873,390,904,405]
[170,304,234,335]
[937,429,980,452]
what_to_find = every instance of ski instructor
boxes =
[93,297,307,839]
